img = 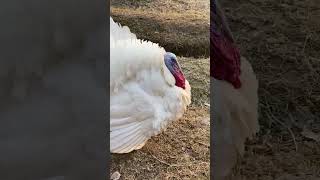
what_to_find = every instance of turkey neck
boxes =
[210,0,242,89]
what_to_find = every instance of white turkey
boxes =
[211,1,259,179]
[110,17,191,153]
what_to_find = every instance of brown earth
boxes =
[221,0,320,179]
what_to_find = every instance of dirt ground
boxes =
[111,0,210,179]
[111,0,320,179]
[221,0,320,179]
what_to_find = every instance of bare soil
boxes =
[221,0,320,179]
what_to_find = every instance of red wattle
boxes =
[210,31,241,89]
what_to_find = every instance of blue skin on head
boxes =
[164,52,178,72]
[164,52,186,89]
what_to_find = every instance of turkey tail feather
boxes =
[110,120,148,154]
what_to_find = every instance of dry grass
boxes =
[111,107,210,179]
[111,0,209,57]
[179,57,210,106]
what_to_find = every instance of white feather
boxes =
[212,57,259,180]
[110,17,191,153]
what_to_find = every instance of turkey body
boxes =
[110,17,191,153]
[211,1,259,179]
[212,57,259,180]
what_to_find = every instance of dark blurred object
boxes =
[0,0,107,179]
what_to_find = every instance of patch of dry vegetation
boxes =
[111,107,210,179]
[179,57,210,106]
[111,0,210,57]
